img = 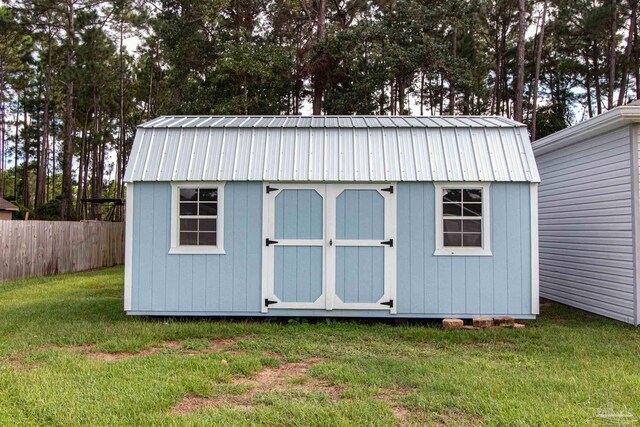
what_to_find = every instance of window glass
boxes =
[442,188,483,248]
[178,187,218,246]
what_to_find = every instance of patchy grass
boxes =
[0,267,639,425]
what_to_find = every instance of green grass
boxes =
[0,267,639,426]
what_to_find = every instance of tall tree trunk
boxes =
[36,37,53,208]
[0,61,5,199]
[397,78,406,115]
[14,93,19,201]
[22,102,29,208]
[449,27,457,115]
[61,0,75,220]
[514,0,526,122]
[118,13,125,219]
[531,0,547,141]
[420,73,425,115]
[618,0,638,106]
[593,43,602,114]
[585,54,594,118]
[50,111,56,202]
[608,0,618,110]
[311,0,326,115]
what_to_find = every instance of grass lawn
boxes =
[0,267,639,426]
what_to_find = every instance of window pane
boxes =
[180,232,197,245]
[443,189,461,203]
[463,233,482,247]
[180,218,198,231]
[199,188,217,201]
[463,203,482,217]
[199,232,217,246]
[443,233,462,246]
[463,189,482,202]
[199,203,217,216]
[443,203,462,216]
[180,202,198,215]
[199,219,216,232]
[443,219,461,232]
[463,219,481,233]
[180,188,198,201]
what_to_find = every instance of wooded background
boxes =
[0,0,638,221]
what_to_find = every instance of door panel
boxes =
[274,246,323,303]
[335,246,385,303]
[336,190,384,240]
[275,189,323,239]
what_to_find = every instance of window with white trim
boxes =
[170,183,225,254]
[435,183,491,256]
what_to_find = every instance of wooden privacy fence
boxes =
[0,221,125,282]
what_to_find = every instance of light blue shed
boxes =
[123,115,540,319]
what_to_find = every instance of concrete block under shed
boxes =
[472,317,494,328]
[442,318,464,330]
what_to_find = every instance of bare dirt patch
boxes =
[172,358,345,415]
[39,338,239,361]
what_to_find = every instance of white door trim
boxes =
[261,183,397,314]
[262,183,327,312]
[327,183,397,313]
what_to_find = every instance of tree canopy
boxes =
[0,0,638,219]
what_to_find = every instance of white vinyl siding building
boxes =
[533,105,640,325]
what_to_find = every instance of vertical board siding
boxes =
[396,182,532,316]
[0,220,124,282]
[335,246,385,303]
[131,182,263,313]
[336,190,384,240]
[536,125,636,324]
[275,189,323,239]
[131,181,532,317]
[274,246,323,302]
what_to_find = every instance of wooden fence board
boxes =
[0,220,125,282]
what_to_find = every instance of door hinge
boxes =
[381,300,394,308]
[265,238,279,246]
[264,298,278,306]
[381,186,394,194]
[266,185,279,193]
[381,239,394,247]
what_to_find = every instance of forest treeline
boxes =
[0,0,638,220]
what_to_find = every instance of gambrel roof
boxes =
[125,115,540,183]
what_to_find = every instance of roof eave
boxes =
[533,106,640,155]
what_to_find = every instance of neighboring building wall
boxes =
[0,211,12,220]
[536,125,636,324]
[129,182,533,317]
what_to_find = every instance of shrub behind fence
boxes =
[0,221,125,282]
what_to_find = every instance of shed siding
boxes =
[130,182,533,317]
[536,125,636,324]
[396,183,532,316]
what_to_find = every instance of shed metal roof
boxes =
[125,115,539,183]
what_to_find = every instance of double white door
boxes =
[261,183,396,313]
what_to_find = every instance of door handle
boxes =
[329,239,333,246]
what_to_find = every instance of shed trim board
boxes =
[124,183,133,311]
[531,183,539,315]
[125,115,539,319]
[633,124,640,326]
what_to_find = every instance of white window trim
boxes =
[434,182,492,257]
[169,182,226,254]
